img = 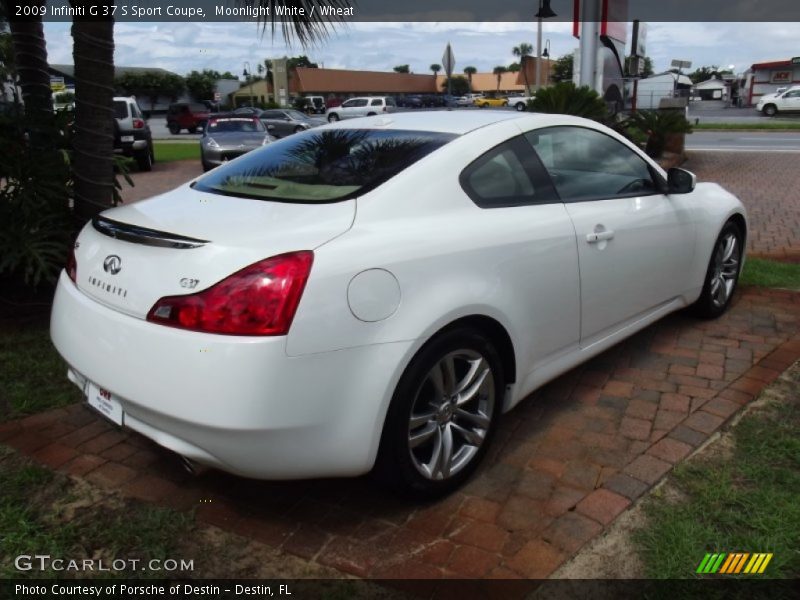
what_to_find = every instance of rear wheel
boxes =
[515,102,526,112]
[763,104,777,117]
[374,327,503,499]
[135,147,153,171]
[328,113,340,122]
[367,112,377,116]
[692,220,743,319]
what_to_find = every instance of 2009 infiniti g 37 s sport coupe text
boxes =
[51,111,747,498]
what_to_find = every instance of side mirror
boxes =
[667,168,696,194]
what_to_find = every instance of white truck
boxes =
[509,95,536,112]
[756,86,800,116]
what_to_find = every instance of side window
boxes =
[354,99,369,107]
[524,126,660,202]
[460,138,553,208]
[370,99,383,106]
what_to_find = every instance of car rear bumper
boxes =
[50,272,412,479]
[114,139,149,155]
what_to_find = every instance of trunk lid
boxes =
[74,183,355,319]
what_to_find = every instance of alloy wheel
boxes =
[710,231,740,308]
[407,349,495,481]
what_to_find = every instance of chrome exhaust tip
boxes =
[179,456,207,476]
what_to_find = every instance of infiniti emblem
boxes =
[103,255,122,275]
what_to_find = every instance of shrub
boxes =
[625,110,693,157]
[528,82,609,121]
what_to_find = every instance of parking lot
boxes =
[3,148,798,579]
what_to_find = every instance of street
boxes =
[686,130,800,152]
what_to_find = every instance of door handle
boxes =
[586,230,615,243]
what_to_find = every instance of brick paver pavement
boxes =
[686,151,800,261]
[4,287,799,579]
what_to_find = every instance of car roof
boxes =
[322,110,544,135]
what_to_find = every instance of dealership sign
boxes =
[771,71,792,83]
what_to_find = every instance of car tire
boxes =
[692,220,744,319]
[168,122,180,135]
[188,126,198,134]
[373,327,503,499]
[328,113,340,122]
[763,104,777,117]
[515,102,526,112]
[135,147,153,172]
[367,112,377,116]
[293,125,305,134]
[502,101,508,107]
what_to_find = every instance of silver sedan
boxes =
[200,116,274,171]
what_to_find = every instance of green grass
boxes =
[741,258,800,290]
[153,141,200,162]
[693,122,800,130]
[0,447,195,579]
[633,393,800,579]
[0,319,81,422]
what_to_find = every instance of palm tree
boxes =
[430,64,441,76]
[3,10,55,149]
[65,1,350,221]
[463,66,477,93]
[512,42,533,94]
[71,16,116,221]
[492,66,508,93]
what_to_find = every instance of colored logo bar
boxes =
[696,553,773,574]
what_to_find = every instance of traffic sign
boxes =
[442,43,456,77]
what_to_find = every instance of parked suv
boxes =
[113,96,153,171]
[302,96,326,114]
[166,102,210,134]
[326,96,397,122]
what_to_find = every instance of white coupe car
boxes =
[51,111,746,498]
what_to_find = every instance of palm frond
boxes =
[236,0,353,46]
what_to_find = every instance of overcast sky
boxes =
[42,21,797,78]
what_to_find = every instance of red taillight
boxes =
[133,118,145,129]
[66,245,77,283]
[146,251,313,336]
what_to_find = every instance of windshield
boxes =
[193,129,457,203]
[113,101,128,119]
[207,118,265,133]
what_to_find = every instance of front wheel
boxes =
[692,220,744,319]
[328,113,340,122]
[515,102,526,112]
[763,104,777,117]
[168,122,180,134]
[374,327,503,499]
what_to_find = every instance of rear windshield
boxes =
[207,118,265,133]
[113,101,128,119]
[193,129,457,203]
[190,104,209,113]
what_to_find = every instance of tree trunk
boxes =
[522,57,530,95]
[70,16,115,222]
[5,13,54,148]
